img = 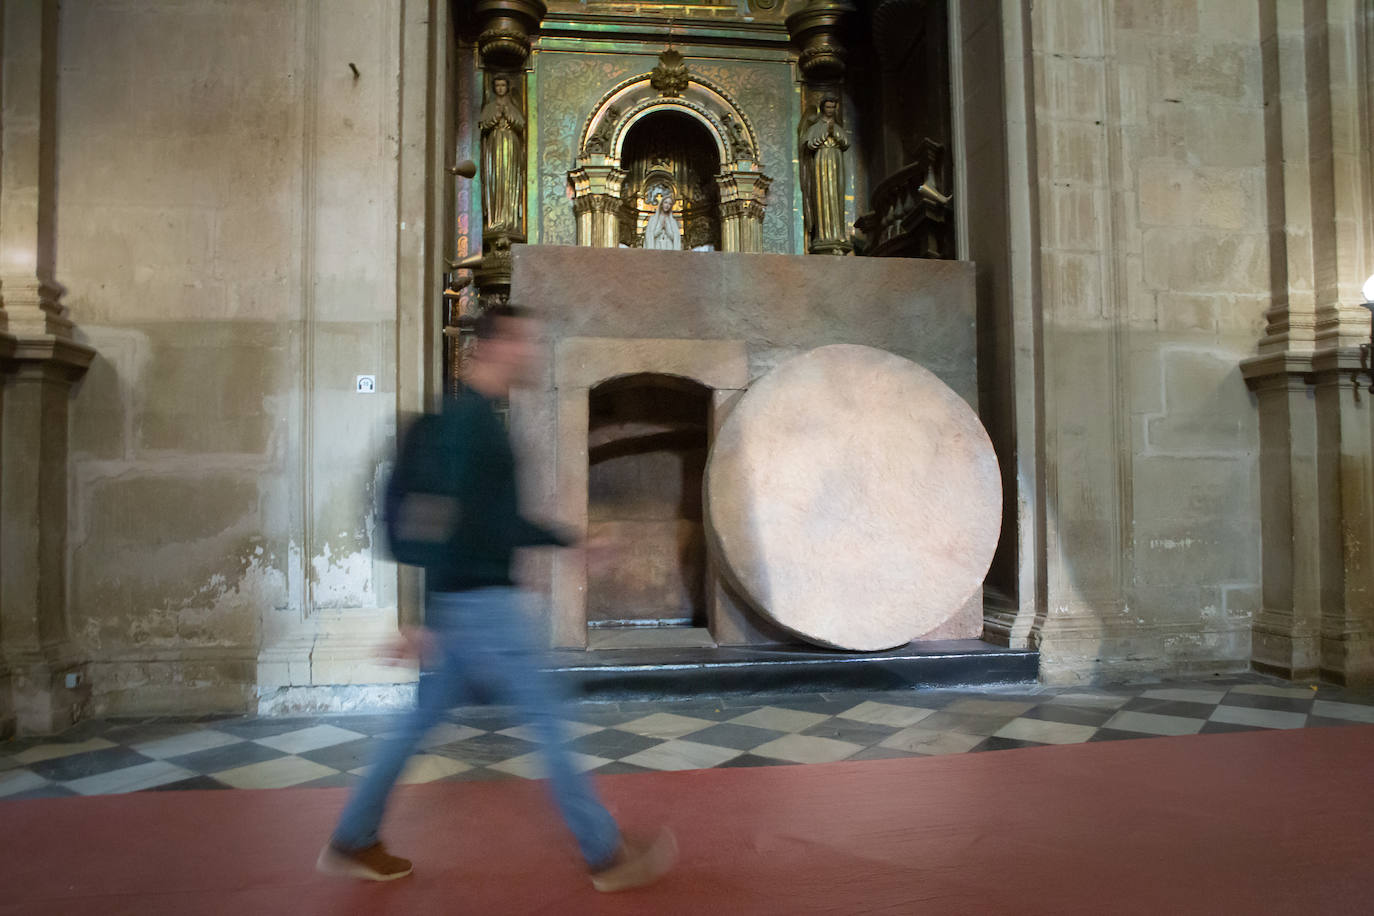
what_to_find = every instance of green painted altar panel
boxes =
[693,57,798,254]
[531,48,800,255]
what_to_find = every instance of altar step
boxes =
[545,639,1039,700]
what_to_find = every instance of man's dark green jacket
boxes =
[424,385,571,594]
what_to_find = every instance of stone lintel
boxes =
[554,337,749,390]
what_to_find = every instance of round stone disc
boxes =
[705,344,1002,651]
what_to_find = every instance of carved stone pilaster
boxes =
[0,0,76,341]
[1239,1,1374,686]
[0,0,97,736]
[716,171,771,254]
[584,196,621,214]
[1,336,94,737]
[569,165,628,248]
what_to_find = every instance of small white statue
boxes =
[643,190,682,251]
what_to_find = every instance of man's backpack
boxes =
[383,411,462,568]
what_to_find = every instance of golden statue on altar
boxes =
[479,74,526,237]
[800,96,850,254]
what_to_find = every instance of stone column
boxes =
[0,0,96,737]
[572,195,596,248]
[719,201,743,253]
[568,164,627,248]
[716,172,771,253]
[787,0,855,255]
[1,340,93,737]
[0,331,12,735]
[1242,0,1374,685]
[1311,353,1373,683]
[551,385,590,649]
[1244,358,1324,676]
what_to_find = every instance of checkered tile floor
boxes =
[3,675,1372,801]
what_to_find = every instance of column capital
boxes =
[473,0,547,70]
[785,0,856,82]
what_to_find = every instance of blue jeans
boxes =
[332,587,621,868]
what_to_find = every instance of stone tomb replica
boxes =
[707,344,1002,652]
[508,245,990,651]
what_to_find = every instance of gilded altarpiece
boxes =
[532,49,799,254]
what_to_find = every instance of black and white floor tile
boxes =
[2,676,1372,802]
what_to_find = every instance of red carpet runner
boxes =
[3,726,1371,915]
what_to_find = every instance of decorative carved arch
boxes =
[568,71,771,252]
[577,72,761,167]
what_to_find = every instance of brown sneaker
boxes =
[590,827,678,893]
[316,841,413,882]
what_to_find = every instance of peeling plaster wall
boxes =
[55,1,410,714]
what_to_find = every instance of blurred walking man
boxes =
[317,305,676,892]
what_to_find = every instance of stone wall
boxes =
[1243,0,1374,684]
[4,1,1369,731]
[50,0,433,716]
[953,0,1021,612]
[1021,1,1273,681]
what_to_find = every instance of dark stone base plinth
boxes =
[544,639,1039,700]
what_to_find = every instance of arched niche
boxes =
[618,111,722,250]
[568,73,772,252]
[588,373,712,637]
